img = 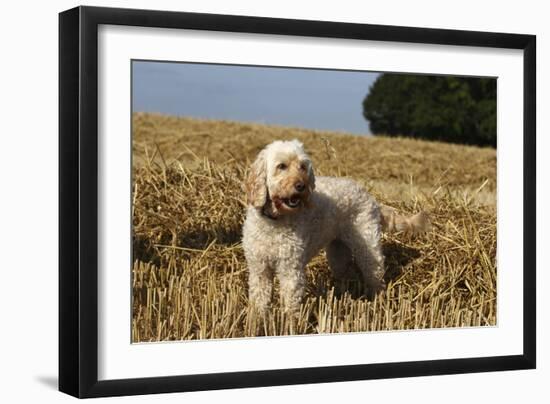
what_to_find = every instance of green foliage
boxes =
[363,74,496,147]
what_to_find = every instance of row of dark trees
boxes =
[362,74,496,147]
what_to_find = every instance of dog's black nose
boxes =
[295,182,305,192]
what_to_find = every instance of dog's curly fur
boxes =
[243,140,429,314]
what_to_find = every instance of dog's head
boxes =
[245,140,315,218]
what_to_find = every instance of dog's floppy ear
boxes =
[307,159,316,192]
[245,149,268,208]
[294,141,315,193]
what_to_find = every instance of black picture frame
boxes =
[59,5,536,398]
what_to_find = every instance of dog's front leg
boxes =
[276,259,306,314]
[248,259,274,315]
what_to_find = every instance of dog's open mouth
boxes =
[282,196,301,209]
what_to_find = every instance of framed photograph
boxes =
[59,6,536,398]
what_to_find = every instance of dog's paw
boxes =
[365,278,387,300]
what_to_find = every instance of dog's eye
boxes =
[277,163,287,170]
[300,163,307,171]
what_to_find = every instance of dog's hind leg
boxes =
[341,217,386,299]
[326,239,353,281]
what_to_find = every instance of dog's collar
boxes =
[261,195,278,220]
[261,204,278,220]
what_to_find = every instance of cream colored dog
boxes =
[242,140,428,313]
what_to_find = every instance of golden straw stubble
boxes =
[131,113,496,342]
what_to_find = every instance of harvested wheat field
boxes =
[131,112,497,342]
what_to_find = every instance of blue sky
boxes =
[132,61,380,135]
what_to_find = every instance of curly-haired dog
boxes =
[242,140,429,314]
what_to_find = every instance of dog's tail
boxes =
[380,205,431,235]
